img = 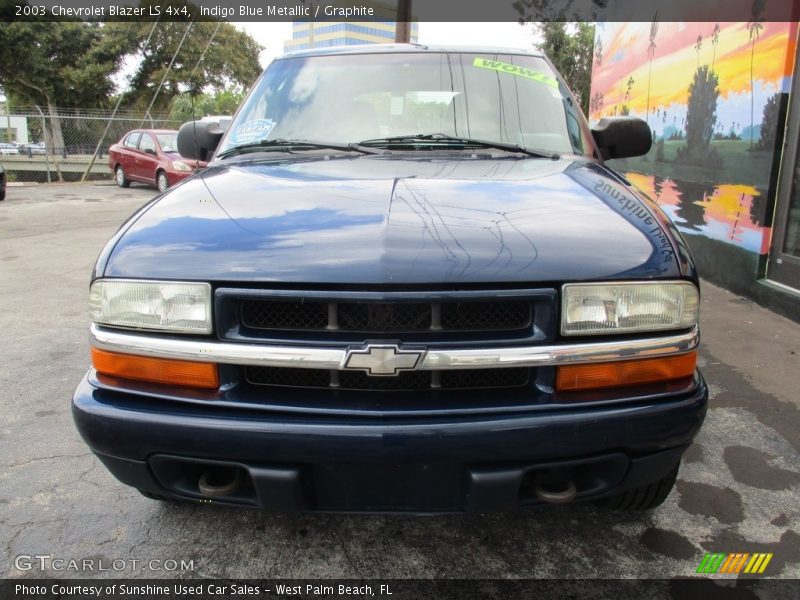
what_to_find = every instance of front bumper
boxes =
[73,373,708,513]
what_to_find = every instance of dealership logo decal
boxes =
[696,552,773,574]
[344,344,424,376]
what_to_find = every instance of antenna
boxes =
[191,85,199,161]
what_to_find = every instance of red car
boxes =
[109,129,204,193]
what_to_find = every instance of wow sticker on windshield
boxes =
[229,119,276,145]
[472,57,559,89]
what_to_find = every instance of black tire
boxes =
[0,189,5,201]
[156,171,169,193]
[594,462,679,511]
[115,165,130,188]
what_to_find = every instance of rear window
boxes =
[124,132,141,148]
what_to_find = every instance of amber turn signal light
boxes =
[556,351,697,392]
[91,348,219,389]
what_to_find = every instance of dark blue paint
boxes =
[98,155,694,284]
[72,374,708,512]
[79,113,707,511]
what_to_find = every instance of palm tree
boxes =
[711,24,721,71]
[748,0,766,149]
[645,14,659,128]
[624,77,634,115]
[695,35,703,68]
[594,38,603,68]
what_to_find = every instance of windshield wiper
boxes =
[216,139,375,159]
[357,133,560,159]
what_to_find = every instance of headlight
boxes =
[89,279,212,334]
[562,281,698,336]
[172,161,192,172]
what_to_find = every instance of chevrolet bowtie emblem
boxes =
[343,344,425,376]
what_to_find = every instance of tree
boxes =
[676,66,721,167]
[106,4,262,113]
[0,21,127,150]
[711,24,721,71]
[694,35,703,67]
[594,37,603,68]
[747,0,766,149]
[533,22,595,115]
[619,76,634,116]
[168,89,246,122]
[590,92,604,118]
[645,15,659,129]
[756,92,780,151]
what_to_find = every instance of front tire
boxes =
[594,462,679,511]
[157,171,169,193]
[115,166,130,188]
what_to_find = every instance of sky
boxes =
[235,22,538,67]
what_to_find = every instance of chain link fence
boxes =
[0,107,183,183]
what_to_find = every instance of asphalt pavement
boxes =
[1,182,798,579]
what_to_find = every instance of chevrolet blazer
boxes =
[73,45,707,512]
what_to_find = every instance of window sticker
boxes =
[229,119,276,145]
[472,57,559,89]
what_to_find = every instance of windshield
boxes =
[156,133,178,153]
[217,52,594,157]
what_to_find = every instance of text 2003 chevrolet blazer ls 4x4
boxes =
[73,45,707,512]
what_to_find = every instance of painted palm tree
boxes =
[645,14,659,128]
[694,35,703,68]
[594,38,603,68]
[748,0,766,149]
[711,24,721,71]
[623,77,635,115]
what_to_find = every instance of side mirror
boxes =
[591,117,652,160]
[144,148,156,156]
[177,120,226,161]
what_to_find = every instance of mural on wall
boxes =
[590,13,797,255]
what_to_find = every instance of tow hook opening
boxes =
[532,469,577,504]
[514,454,630,506]
[148,456,257,505]
[198,467,242,497]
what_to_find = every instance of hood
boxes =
[102,155,682,284]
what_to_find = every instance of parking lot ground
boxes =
[1,182,799,579]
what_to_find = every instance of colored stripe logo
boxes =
[696,553,773,574]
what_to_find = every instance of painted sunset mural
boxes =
[589,16,797,255]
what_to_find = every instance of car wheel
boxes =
[157,171,169,193]
[594,461,679,511]
[0,189,5,201]
[115,166,130,188]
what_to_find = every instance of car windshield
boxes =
[216,52,594,157]
[156,133,178,153]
